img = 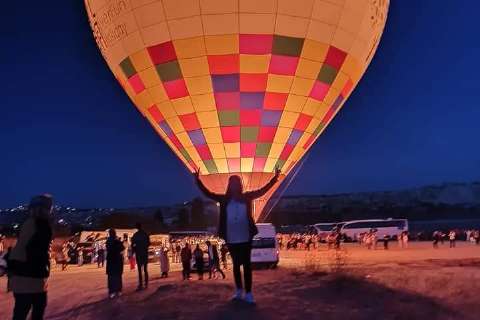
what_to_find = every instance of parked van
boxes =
[251,223,279,268]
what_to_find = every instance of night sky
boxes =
[1,1,479,208]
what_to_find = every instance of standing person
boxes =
[449,230,456,248]
[206,241,214,279]
[466,229,471,242]
[195,168,280,304]
[0,235,4,254]
[159,247,170,278]
[371,229,378,250]
[193,244,204,280]
[383,235,390,250]
[3,246,13,293]
[127,245,136,271]
[220,243,229,270]
[474,230,480,245]
[131,223,150,290]
[77,248,83,267]
[433,231,440,248]
[334,229,341,250]
[180,243,192,280]
[175,243,182,263]
[402,231,409,249]
[106,229,124,299]
[97,245,105,268]
[8,195,53,320]
[121,234,129,264]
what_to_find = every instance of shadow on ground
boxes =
[47,269,455,320]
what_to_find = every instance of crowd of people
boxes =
[276,227,480,252]
[48,230,231,298]
[2,186,480,319]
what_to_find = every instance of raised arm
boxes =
[245,168,280,200]
[194,170,224,203]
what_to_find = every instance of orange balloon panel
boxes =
[85,0,389,221]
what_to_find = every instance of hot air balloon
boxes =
[85,0,389,221]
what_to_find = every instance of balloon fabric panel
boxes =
[85,0,389,221]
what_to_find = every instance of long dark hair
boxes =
[226,175,243,197]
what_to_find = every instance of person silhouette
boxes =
[195,168,280,304]
[8,194,53,320]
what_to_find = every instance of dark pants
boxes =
[209,259,226,279]
[107,274,122,294]
[137,262,148,287]
[13,292,47,320]
[97,255,104,268]
[228,243,252,293]
[182,261,190,280]
[196,259,204,279]
[450,240,456,248]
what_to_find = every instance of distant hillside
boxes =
[267,182,480,225]
[2,182,480,234]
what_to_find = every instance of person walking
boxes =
[195,168,279,304]
[8,195,53,320]
[180,243,192,280]
[193,244,204,280]
[220,243,229,270]
[106,229,124,299]
[210,244,226,279]
[449,230,456,248]
[131,223,150,290]
[159,247,170,278]
[55,246,68,271]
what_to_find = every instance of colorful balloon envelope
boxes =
[85,0,389,221]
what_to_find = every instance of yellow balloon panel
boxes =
[85,0,389,220]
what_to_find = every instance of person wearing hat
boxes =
[8,194,54,320]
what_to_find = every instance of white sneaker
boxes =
[244,292,255,304]
[231,289,243,301]
[109,293,116,299]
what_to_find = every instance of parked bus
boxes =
[251,223,279,268]
[339,219,409,242]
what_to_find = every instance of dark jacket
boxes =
[180,247,192,263]
[106,238,124,275]
[131,230,150,263]
[8,217,52,278]
[196,175,278,242]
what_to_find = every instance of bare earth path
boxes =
[1,242,480,320]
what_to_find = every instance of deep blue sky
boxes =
[1,1,479,208]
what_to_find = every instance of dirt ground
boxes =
[1,241,480,320]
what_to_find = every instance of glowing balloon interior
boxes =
[85,0,389,221]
